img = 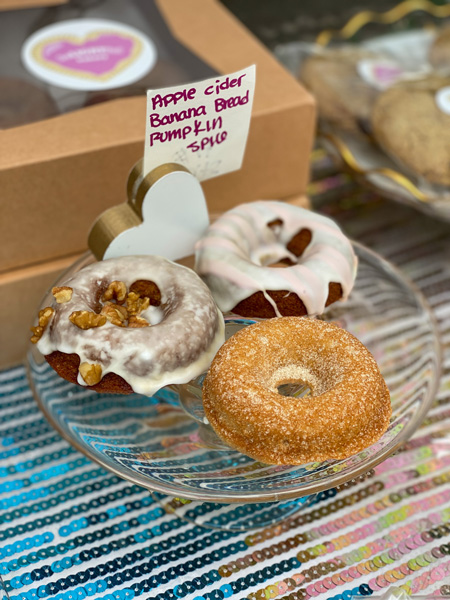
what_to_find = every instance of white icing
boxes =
[140,305,164,325]
[37,255,225,396]
[194,201,357,315]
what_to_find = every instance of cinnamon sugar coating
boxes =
[202,317,391,465]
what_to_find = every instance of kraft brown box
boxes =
[0,253,82,369]
[0,0,315,274]
[0,0,315,368]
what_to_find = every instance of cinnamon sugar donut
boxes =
[202,317,391,465]
[32,255,224,396]
[195,201,357,318]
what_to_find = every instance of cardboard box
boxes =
[0,0,315,368]
[0,253,82,369]
[0,0,315,273]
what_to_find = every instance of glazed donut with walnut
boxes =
[195,201,357,318]
[32,255,225,396]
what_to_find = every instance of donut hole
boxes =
[266,222,312,259]
[130,280,161,306]
[268,258,296,268]
[269,363,338,399]
[130,280,164,325]
[267,218,283,232]
[89,278,165,327]
[269,365,317,398]
[277,381,311,398]
[286,228,312,257]
[256,225,312,268]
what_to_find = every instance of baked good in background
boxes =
[300,47,381,134]
[31,255,225,396]
[0,78,58,129]
[371,75,450,186]
[202,317,391,465]
[429,25,450,72]
[195,201,357,319]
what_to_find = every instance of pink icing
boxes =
[195,201,357,316]
[373,64,403,86]
[41,33,136,76]
[209,214,260,249]
[195,237,247,258]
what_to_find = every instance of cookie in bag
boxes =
[371,75,450,187]
[300,47,384,134]
[429,26,450,73]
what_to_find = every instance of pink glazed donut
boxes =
[195,201,358,318]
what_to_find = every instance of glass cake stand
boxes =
[26,243,442,530]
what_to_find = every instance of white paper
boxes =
[144,65,256,181]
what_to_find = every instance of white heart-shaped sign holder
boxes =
[88,163,210,261]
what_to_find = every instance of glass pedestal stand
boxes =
[27,243,441,531]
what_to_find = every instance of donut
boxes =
[202,317,391,465]
[194,201,357,318]
[31,255,225,396]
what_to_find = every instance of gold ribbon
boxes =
[316,0,450,46]
[321,133,429,203]
[88,161,189,260]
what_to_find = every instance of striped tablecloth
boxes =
[1,169,450,600]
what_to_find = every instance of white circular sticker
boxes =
[357,59,405,90]
[21,19,157,91]
[436,86,450,116]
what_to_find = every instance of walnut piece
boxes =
[52,286,73,303]
[102,281,127,304]
[104,302,128,318]
[30,306,54,343]
[69,310,107,330]
[126,292,150,316]
[101,303,128,327]
[30,326,44,344]
[79,362,102,386]
[39,307,54,327]
[128,315,150,328]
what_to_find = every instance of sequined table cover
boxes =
[1,163,450,600]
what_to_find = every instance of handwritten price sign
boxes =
[144,65,255,181]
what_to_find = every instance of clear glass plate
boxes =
[26,243,442,506]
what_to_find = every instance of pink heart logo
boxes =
[373,64,403,86]
[37,32,140,80]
